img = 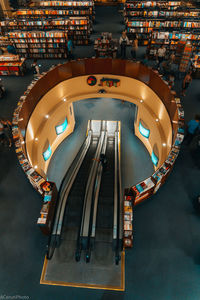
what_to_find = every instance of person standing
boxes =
[0,119,12,147]
[131,34,138,60]
[119,31,129,59]
[67,37,74,61]
[181,71,192,96]
[31,59,40,76]
[184,115,200,145]
[157,44,166,66]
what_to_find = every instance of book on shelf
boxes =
[174,133,184,146]
[37,217,47,225]
[40,202,50,215]
[124,221,133,231]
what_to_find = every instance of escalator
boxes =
[61,136,99,250]
[84,123,122,264]
[46,128,99,260]
[46,120,122,265]
[95,136,115,244]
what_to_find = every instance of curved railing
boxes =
[12,58,184,235]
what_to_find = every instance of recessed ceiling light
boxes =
[21,141,25,144]
[45,115,49,119]
[35,138,38,141]
[63,98,66,102]
[140,99,143,103]
[162,143,166,147]
[155,118,159,122]
[34,165,38,169]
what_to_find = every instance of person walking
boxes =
[184,115,200,145]
[31,59,40,76]
[131,34,138,60]
[119,31,129,59]
[181,71,192,96]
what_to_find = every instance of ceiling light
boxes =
[162,143,166,147]
[35,138,38,141]
[140,99,143,103]
[155,118,159,122]
[45,115,49,119]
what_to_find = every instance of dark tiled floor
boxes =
[0,5,200,300]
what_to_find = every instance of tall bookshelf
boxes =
[0,0,94,58]
[124,0,200,45]
[147,30,200,59]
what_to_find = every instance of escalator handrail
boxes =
[90,131,108,239]
[113,131,118,240]
[85,131,108,260]
[115,127,122,263]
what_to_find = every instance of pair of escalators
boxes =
[47,121,122,265]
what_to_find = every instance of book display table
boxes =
[94,33,118,58]
[0,55,26,76]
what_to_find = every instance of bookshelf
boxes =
[0,0,94,58]
[123,190,135,248]
[124,0,200,45]
[176,41,193,72]
[131,96,184,205]
[147,30,200,59]
[1,17,91,58]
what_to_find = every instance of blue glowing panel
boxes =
[55,118,68,135]
[43,144,52,161]
[139,121,150,138]
[151,150,159,166]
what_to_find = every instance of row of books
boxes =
[123,194,134,248]
[39,1,94,6]
[127,20,200,28]
[125,1,181,8]
[126,11,200,18]
[22,53,68,57]
[11,65,57,229]
[16,9,92,16]
[12,70,54,194]
[1,19,88,27]
[151,31,200,41]
[8,31,66,38]
[0,55,21,62]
